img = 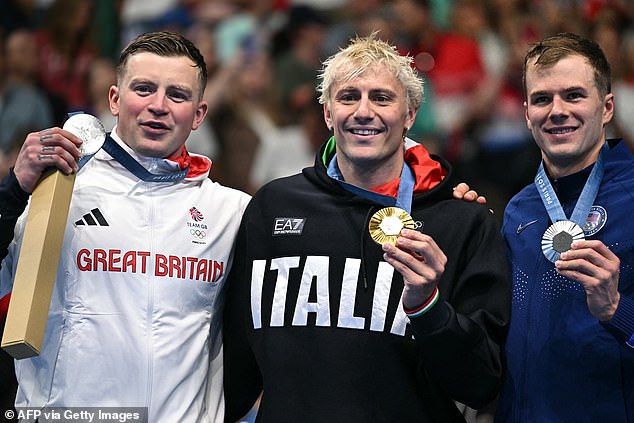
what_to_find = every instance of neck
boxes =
[337,157,404,190]
[545,142,605,179]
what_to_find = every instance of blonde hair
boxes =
[317,34,423,112]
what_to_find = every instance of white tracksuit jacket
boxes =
[0,131,251,422]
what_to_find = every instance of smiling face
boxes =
[109,52,208,159]
[324,63,417,187]
[524,54,614,178]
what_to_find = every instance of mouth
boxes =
[141,121,170,131]
[348,128,382,136]
[545,126,577,135]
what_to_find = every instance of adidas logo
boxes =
[75,208,109,226]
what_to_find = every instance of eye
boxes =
[566,91,585,101]
[373,94,390,103]
[168,90,191,103]
[134,84,154,95]
[335,90,359,104]
[370,90,395,104]
[531,95,550,105]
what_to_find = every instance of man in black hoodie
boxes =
[223,34,511,423]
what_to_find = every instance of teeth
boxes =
[548,128,575,134]
[351,129,380,135]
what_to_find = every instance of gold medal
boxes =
[368,207,415,245]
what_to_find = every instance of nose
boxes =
[148,91,168,115]
[549,95,568,119]
[353,96,375,122]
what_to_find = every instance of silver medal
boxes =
[541,220,585,263]
[63,113,106,157]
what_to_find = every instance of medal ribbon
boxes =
[327,153,414,213]
[535,143,608,226]
[81,135,189,182]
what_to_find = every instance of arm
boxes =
[1,127,82,284]
[0,170,29,263]
[382,209,511,408]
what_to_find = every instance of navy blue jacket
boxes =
[497,139,634,422]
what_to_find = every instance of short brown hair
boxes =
[116,31,207,99]
[522,32,611,99]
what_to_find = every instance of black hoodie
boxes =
[223,139,511,423]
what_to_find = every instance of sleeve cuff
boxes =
[0,168,29,220]
[602,295,634,348]
[404,287,440,318]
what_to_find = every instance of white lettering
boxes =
[251,260,267,329]
[293,256,331,326]
[337,258,365,329]
[270,257,301,326]
[370,262,395,332]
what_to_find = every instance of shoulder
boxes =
[252,173,309,199]
[201,178,251,206]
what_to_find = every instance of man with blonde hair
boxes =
[223,35,511,423]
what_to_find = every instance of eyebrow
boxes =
[335,87,398,96]
[529,86,587,97]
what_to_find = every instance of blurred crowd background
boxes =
[1,0,634,217]
[1,0,633,420]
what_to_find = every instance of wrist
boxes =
[403,287,440,318]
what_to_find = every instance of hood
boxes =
[306,136,455,206]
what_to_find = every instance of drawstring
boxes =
[360,207,374,290]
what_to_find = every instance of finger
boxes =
[39,129,83,160]
[382,245,441,285]
[560,241,619,270]
[452,182,470,199]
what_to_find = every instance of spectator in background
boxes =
[271,5,327,131]
[391,0,491,162]
[612,31,634,151]
[321,0,386,56]
[33,0,95,118]
[0,29,54,153]
[183,22,222,160]
[208,48,272,194]
[85,56,117,131]
[462,2,543,218]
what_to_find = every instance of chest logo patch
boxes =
[582,205,607,236]
[273,217,306,236]
[187,206,208,244]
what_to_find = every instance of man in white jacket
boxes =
[0,31,250,422]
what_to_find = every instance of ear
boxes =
[524,100,531,131]
[602,93,615,126]
[405,107,417,131]
[323,102,333,130]
[109,85,120,116]
[191,100,209,130]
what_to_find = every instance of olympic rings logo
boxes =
[190,229,207,238]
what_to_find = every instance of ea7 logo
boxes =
[273,217,306,236]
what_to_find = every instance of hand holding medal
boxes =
[374,207,446,310]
